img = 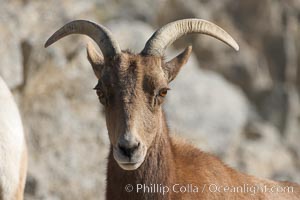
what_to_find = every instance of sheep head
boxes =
[45,19,238,171]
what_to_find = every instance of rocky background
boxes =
[0,0,300,199]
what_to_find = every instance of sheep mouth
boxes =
[119,162,138,165]
[114,152,146,170]
[117,161,144,170]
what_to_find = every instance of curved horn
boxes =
[45,20,121,58]
[142,19,239,56]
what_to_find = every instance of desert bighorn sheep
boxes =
[45,19,300,199]
[0,77,27,200]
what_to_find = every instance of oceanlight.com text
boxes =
[124,183,294,196]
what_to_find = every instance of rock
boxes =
[24,173,38,196]
[165,53,249,156]
[22,51,109,200]
[226,121,299,182]
[97,0,167,23]
[285,86,300,173]
[106,20,154,52]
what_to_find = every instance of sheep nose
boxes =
[118,139,140,158]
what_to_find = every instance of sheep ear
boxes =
[87,42,104,79]
[164,46,192,82]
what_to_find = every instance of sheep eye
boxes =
[96,90,104,98]
[158,88,169,97]
[93,84,107,105]
[94,85,104,96]
[96,90,107,105]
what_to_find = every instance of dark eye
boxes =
[96,90,105,98]
[96,90,107,105]
[158,88,170,97]
[93,84,106,105]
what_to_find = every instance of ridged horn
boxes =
[142,18,239,56]
[45,20,121,58]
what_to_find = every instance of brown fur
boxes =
[86,44,300,199]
